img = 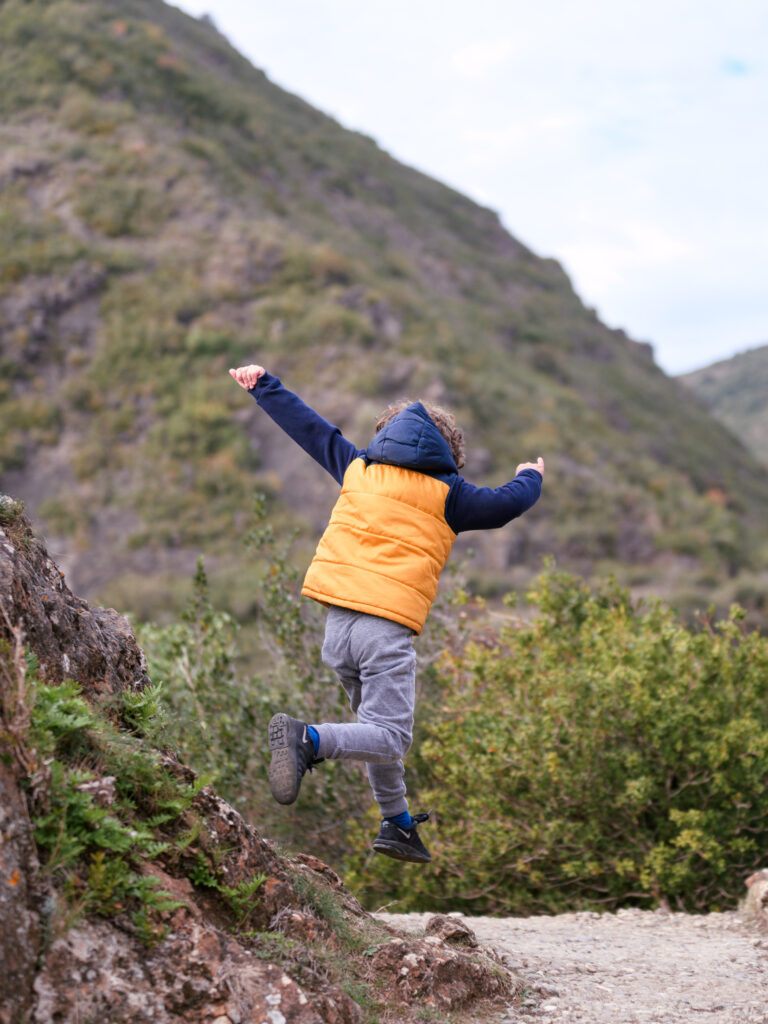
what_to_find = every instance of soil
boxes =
[376,908,768,1023]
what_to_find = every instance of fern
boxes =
[189,852,266,926]
[122,682,164,733]
[24,679,204,942]
[31,679,93,752]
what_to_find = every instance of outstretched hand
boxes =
[516,456,545,478]
[229,364,265,390]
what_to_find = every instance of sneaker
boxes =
[372,811,432,863]
[268,713,322,805]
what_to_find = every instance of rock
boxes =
[425,912,479,947]
[275,909,331,944]
[0,153,51,190]
[0,500,346,1021]
[370,934,517,1010]
[744,869,768,928]
[0,761,43,1024]
[0,261,106,364]
[293,853,346,890]
[31,918,323,1024]
[74,774,116,807]
[0,503,151,703]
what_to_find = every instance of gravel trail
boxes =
[376,908,768,1023]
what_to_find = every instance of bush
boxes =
[75,179,172,237]
[0,204,86,283]
[145,395,250,463]
[136,502,373,864]
[297,304,376,350]
[135,556,256,803]
[10,663,198,945]
[346,565,768,914]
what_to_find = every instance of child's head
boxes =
[375,400,466,469]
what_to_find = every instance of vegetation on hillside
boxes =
[680,344,768,470]
[2,0,768,623]
[129,525,768,917]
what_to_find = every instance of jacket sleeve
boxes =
[444,468,542,533]
[249,373,362,485]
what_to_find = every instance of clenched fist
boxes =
[515,457,545,478]
[229,364,265,390]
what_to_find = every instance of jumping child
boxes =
[230,363,544,863]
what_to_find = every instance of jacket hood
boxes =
[366,402,457,474]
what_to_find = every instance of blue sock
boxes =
[385,810,413,828]
[307,725,320,757]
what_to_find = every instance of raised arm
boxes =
[229,365,361,484]
[445,461,544,533]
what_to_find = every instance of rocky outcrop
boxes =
[0,498,150,703]
[31,918,323,1024]
[0,497,517,1022]
[371,923,516,1012]
[0,760,42,1024]
[0,261,106,361]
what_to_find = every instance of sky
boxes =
[173,0,767,376]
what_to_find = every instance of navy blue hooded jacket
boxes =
[251,373,542,630]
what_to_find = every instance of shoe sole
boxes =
[372,839,432,864]
[268,712,300,805]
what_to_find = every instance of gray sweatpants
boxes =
[315,605,416,819]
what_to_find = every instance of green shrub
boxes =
[75,179,172,237]
[0,205,86,282]
[0,396,61,472]
[59,90,135,135]
[188,851,266,927]
[145,396,250,462]
[135,557,255,800]
[0,431,25,472]
[136,501,374,864]
[279,244,356,289]
[346,565,768,914]
[185,324,239,357]
[23,676,205,943]
[285,301,376,351]
[0,494,26,529]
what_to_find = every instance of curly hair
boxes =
[375,400,466,470]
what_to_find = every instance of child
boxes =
[230,363,543,863]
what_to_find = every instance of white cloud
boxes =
[449,39,515,81]
[460,110,588,167]
[559,222,693,296]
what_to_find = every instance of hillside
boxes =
[2,0,768,621]
[680,344,768,469]
[0,496,516,1022]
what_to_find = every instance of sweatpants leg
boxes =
[315,606,416,818]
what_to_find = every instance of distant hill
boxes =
[679,345,768,469]
[2,0,768,622]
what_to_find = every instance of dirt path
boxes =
[376,908,768,1023]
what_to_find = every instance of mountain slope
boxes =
[679,344,768,469]
[2,0,768,620]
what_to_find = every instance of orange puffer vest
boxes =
[301,404,458,634]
